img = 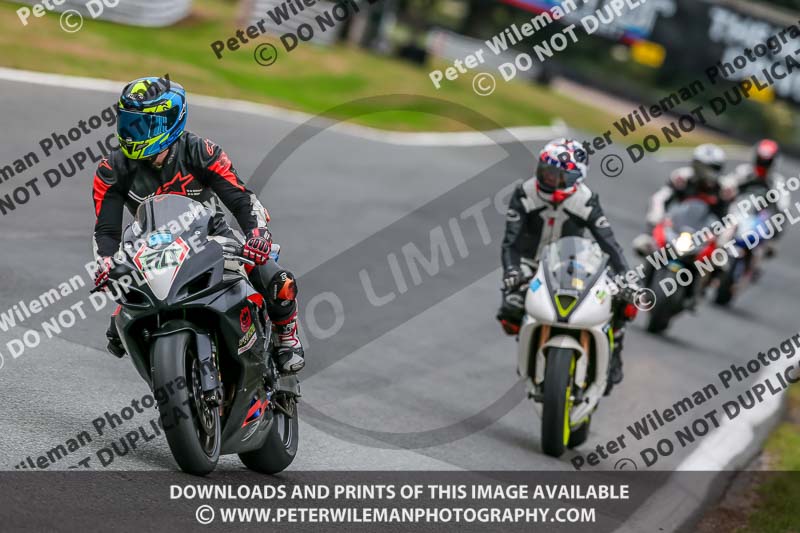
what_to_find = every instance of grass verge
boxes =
[696,385,800,533]
[737,385,800,533]
[1,0,721,145]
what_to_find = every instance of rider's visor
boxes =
[536,165,582,191]
[756,157,775,170]
[117,107,180,142]
[701,161,723,174]
[696,162,722,183]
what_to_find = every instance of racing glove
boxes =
[619,283,638,304]
[244,228,272,265]
[619,280,641,320]
[94,257,115,289]
[502,267,524,292]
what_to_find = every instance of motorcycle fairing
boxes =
[110,196,277,455]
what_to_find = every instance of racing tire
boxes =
[541,347,575,458]
[646,270,683,333]
[567,416,591,449]
[239,398,299,474]
[714,263,737,306]
[152,332,221,476]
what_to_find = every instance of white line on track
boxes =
[0,67,564,147]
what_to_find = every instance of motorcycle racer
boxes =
[643,143,735,227]
[727,139,790,255]
[636,144,735,310]
[497,138,638,392]
[92,76,304,374]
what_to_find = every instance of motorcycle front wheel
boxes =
[714,259,742,306]
[646,270,684,333]
[540,347,575,458]
[153,332,221,476]
[568,416,591,449]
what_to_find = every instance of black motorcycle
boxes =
[635,199,719,333]
[94,195,300,475]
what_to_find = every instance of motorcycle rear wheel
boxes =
[153,332,221,475]
[540,347,575,458]
[239,395,299,474]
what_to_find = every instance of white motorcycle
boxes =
[517,237,616,458]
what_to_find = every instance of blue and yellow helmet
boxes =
[116,76,187,160]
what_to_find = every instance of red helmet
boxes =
[754,139,779,180]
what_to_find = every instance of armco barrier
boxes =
[10,0,192,27]
[248,0,340,46]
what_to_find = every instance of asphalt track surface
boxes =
[1,78,799,494]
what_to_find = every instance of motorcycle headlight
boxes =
[674,232,695,255]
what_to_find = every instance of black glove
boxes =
[503,268,524,292]
[244,228,272,265]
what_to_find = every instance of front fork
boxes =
[195,333,224,407]
[525,328,590,401]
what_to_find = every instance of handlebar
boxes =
[90,261,132,294]
[90,243,257,294]
[221,244,256,266]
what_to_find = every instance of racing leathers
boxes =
[728,162,790,238]
[641,166,736,309]
[92,131,304,372]
[726,163,792,257]
[645,166,736,229]
[497,180,634,392]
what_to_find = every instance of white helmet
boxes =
[692,144,725,186]
[535,138,588,202]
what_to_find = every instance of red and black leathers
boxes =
[92,131,269,257]
[92,130,299,326]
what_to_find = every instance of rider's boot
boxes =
[605,327,625,396]
[106,316,125,358]
[496,289,525,335]
[271,313,305,374]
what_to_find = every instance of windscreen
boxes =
[126,196,214,300]
[132,195,212,243]
[541,237,607,294]
[666,199,717,233]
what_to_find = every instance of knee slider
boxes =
[267,270,298,307]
